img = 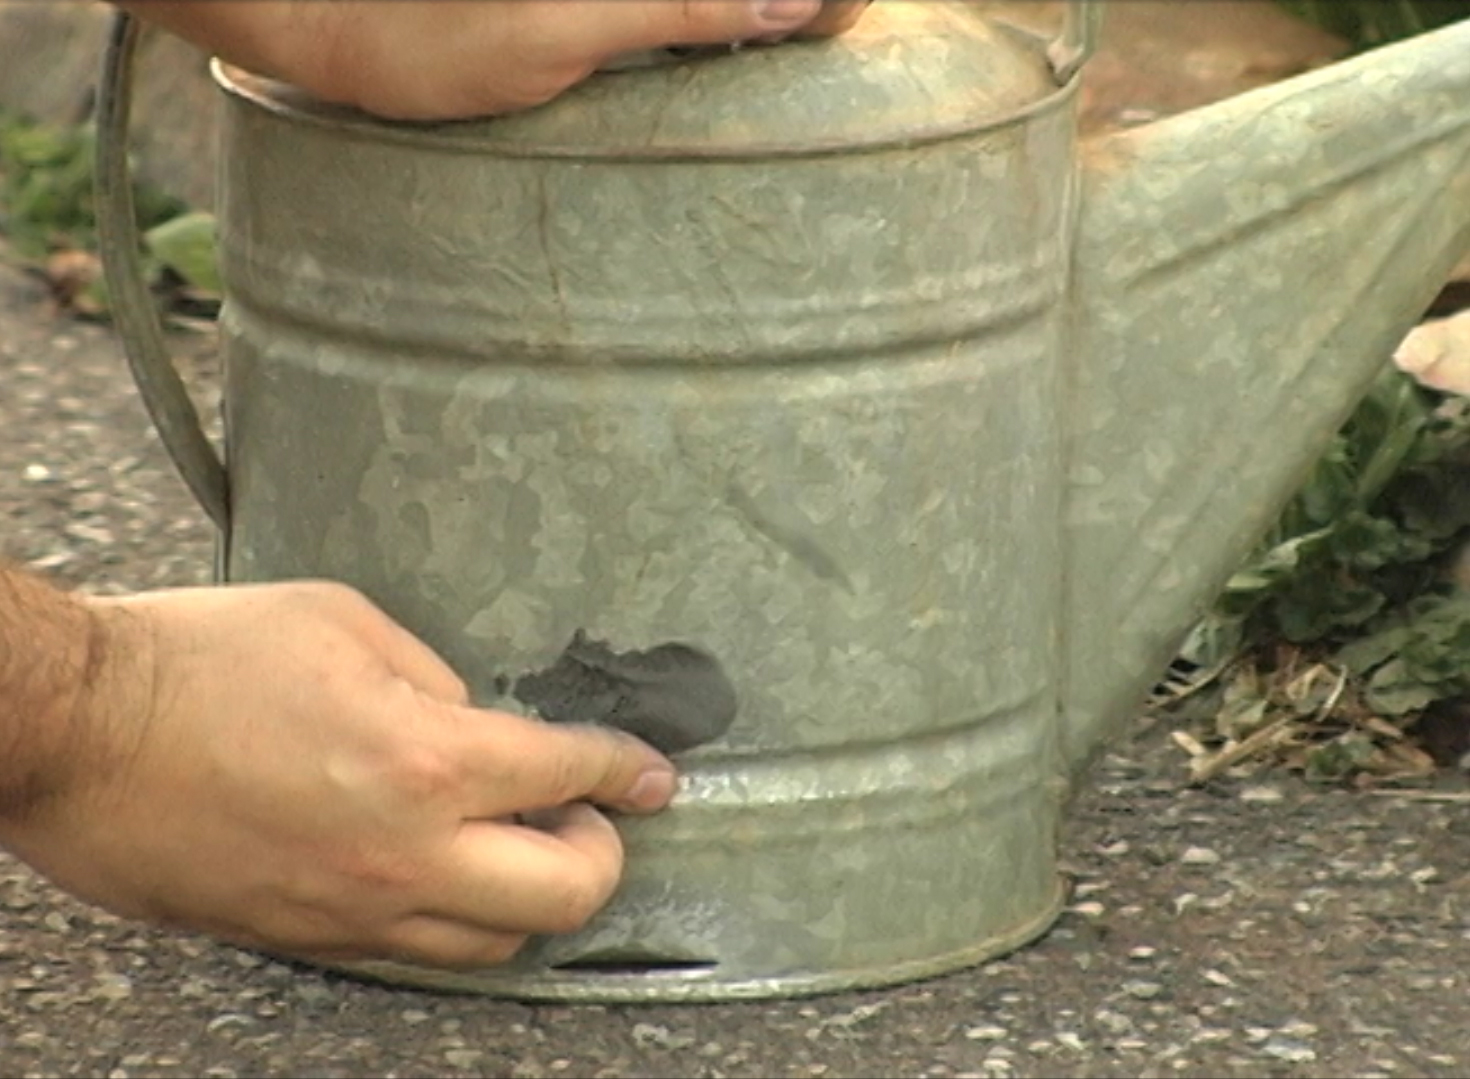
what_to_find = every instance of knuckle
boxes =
[242,888,395,961]
[331,843,424,893]
[283,578,374,619]
[471,934,528,966]
[511,69,584,111]
[542,744,591,806]
[542,727,634,805]
[383,740,465,803]
[543,869,613,934]
[600,730,641,786]
[325,582,378,619]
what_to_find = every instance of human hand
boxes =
[1,580,676,969]
[119,0,871,120]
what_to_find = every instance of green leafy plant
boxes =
[1338,594,1470,714]
[0,109,220,310]
[1170,366,1470,779]
[1159,1,1470,784]
[0,110,186,260]
[1194,371,1470,646]
[1277,0,1470,50]
[0,114,101,258]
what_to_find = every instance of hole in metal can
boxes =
[550,954,718,976]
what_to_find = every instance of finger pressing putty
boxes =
[513,631,739,755]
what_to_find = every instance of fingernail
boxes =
[752,0,822,30]
[626,767,679,811]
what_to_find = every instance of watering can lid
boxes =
[217,3,1067,156]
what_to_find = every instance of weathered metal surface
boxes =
[208,1,1078,1001]
[96,0,1470,1003]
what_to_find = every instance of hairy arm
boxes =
[0,564,129,823]
[0,569,677,968]
[0,0,864,972]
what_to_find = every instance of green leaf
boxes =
[1353,373,1433,503]
[1296,446,1357,526]
[1176,614,1246,668]
[143,211,221,295]
[1337,625,1415,675]
[1364,658,1442,714]
[1270,570,1384,642]
[1304,734,1379,781]
[1222,526,1334,594]
[1393,468,1470,540]
[1325,512,1417,569]
[1277,0,1470,53]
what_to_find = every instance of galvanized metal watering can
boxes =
[96,1,1470,1002]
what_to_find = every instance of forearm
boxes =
[0,564,108,821]
[112,1,329,90]
[107,0,858,123]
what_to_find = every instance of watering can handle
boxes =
[95,12,231,533]
[1048,1,1102,85]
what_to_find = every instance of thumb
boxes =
[565,0,825,58]
[452,710,681,819]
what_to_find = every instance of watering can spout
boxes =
[1060,17,1470,778]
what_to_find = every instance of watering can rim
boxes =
[209,2,1100,162]
[212,59,1083,161]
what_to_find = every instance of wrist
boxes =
[0,568,150,827]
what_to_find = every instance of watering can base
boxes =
[315,880,1067,1004]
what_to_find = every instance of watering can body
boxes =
[95,2,1470,1002]
[212,3,1078,1000]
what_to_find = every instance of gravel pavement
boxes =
[3,255,1470,1079]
